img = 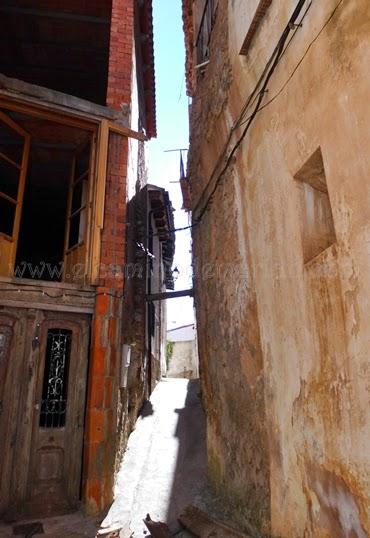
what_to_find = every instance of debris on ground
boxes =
[101,506,253,538]
[178,506,251,538]
[143,514,172,538]
[96,522,122,536]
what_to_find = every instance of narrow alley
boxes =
[0,379,252,537]
[0,379,211,538]
[101,379,207,536]
[0,1,370,537]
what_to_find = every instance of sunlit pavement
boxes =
[101,378,207,537]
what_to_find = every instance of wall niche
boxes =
[295,147,336,263]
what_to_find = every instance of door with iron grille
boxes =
[10,310,90,518]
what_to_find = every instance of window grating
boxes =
[39,329,72,428]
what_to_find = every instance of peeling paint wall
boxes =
[188,2,271,533]
[185,0,370,536]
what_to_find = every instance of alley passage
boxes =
[101,379,207,536]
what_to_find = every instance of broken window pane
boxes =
[0,120,24,165]
[68,213,81,249]
[71,178,87,214]
[75,144,90,179]
[0,157,20,200]
[0,197,15,237]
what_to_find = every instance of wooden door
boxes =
[63,139,94,285]
[5,310,90,519]
[0,111,30,276]
[0,308,30,515]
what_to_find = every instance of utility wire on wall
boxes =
[0,2,345,300]
[191,0,345,227]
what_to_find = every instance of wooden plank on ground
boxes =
[178,506,251,538]
[97,523,122,536]
[143,514,172,538]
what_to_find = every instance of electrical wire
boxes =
[192,0,344,225]
[149,223,196,237]
[0,223,196,300]
[237,0,343,128]
[0,2,345,300]
[235,0,313,130]
[191,0,312,220]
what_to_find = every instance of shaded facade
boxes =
[183,1,370,537]
[117,184,175,459]
[0,0,162,519]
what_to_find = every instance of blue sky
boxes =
[148,0,194,328]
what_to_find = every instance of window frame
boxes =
[0,94,145,286]
[0,97,99,285]
[195,0,218,65]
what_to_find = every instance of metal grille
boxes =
[39,329,72,428]
[196,0,218,65]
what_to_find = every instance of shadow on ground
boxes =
[165,379,207,529]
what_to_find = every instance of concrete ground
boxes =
[101,378,208,537]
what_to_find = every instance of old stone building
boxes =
[0,0,173,522]
[183,0,370,537]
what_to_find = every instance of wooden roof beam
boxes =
[0,6,110,25]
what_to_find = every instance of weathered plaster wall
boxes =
[187,0,370,536]
[188,4,271,534]
[166,340,198,379]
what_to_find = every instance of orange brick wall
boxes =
[83,0,134,515]
[107,0,134,109]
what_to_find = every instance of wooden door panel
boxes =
[22,313,90,517]
[1,309,90,520]
[0,308,31,515]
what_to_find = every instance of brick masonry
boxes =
[83,0,134,515]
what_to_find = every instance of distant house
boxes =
[166,324,198,379]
